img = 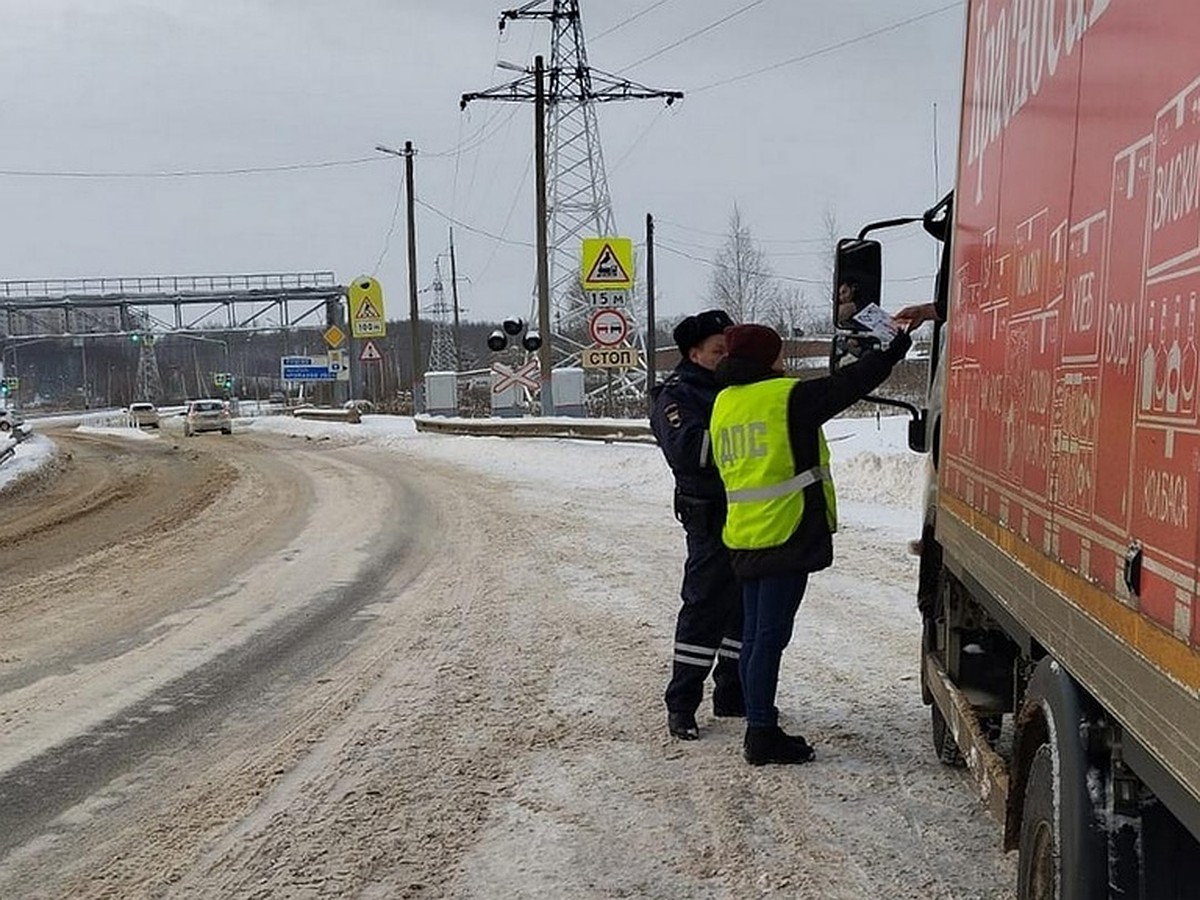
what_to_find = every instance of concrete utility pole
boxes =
[645,212,656,411]
[533,54,554,414]
[448,228,463,371]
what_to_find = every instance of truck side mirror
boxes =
[832,237,883,328]
[831,237,884,371]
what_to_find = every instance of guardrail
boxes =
[413,415,655,444]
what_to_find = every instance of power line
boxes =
[415,198,534,248]
[475,150,535,283]
[371,166,406,276]
[615,0,770,74]
[657,240,933,286]
[608,105,671,174]
[691,2,964,94]
[592,0,675,42]
[657,241,827,284]
[0,156,384,179]
[656,217,829,245]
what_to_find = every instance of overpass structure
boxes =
[0,271,345,340]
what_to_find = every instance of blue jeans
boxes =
[740,573,809,728]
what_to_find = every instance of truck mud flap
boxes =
[924,652,1010,824]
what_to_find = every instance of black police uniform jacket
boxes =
[650,360,725,504]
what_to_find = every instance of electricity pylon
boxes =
[134,334,163,402]
[461,1,681,401]
[425,257,458,373]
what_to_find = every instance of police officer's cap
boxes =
[674,309,734,355]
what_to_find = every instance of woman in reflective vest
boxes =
[712,322,911,765]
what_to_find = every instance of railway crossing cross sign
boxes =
[491,360,540,394]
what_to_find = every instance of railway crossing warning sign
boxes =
[581,237,633,290]
[491,360,540,394]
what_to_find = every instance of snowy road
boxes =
[0,416,1016,898]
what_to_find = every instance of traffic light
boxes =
[223,375,233,390]
[490,317,541,353]
[130,333,140,343]
[0,382,8,397]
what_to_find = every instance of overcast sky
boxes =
[0,0,965,325]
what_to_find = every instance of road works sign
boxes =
[581,346,638,369]
[348,276,386,338]
[581,237,633,290]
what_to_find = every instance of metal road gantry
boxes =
[0,272,346,340]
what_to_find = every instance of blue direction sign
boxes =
[280,356,336,381]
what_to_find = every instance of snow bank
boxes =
[0,434,57,494]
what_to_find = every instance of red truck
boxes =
[834,1,1200,896]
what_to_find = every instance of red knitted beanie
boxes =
[723,324,782,369]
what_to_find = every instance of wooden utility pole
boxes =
[404,140,422,411]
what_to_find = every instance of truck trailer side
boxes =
[837,1,1200,896]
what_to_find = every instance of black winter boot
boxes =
[712,687,746,718]
[668,711,700,740]
[743,726,815,765]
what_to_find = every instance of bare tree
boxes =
[821,203,841,284]
[761,286,824,338]
[707,205,784,323]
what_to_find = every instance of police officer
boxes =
[711,322,911,765]
[650,309,744,741]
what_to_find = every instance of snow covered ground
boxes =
[3,412,1023,896]
[4,411,928,524]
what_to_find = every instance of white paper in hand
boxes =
[851,303,900,348]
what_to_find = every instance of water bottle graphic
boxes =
[1153,304,1168,412]
[1141,307,1157,412]
[1167,295,1182,413]
[1182,293,1197,415]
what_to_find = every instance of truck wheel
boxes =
[931,703,965,767]
[1018,744,1057,899]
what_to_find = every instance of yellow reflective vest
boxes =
[711,378,838,550]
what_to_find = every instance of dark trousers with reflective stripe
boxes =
[665,510,743,715]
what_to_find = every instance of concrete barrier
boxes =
[291,406,362,425]
[413,415,654,444]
